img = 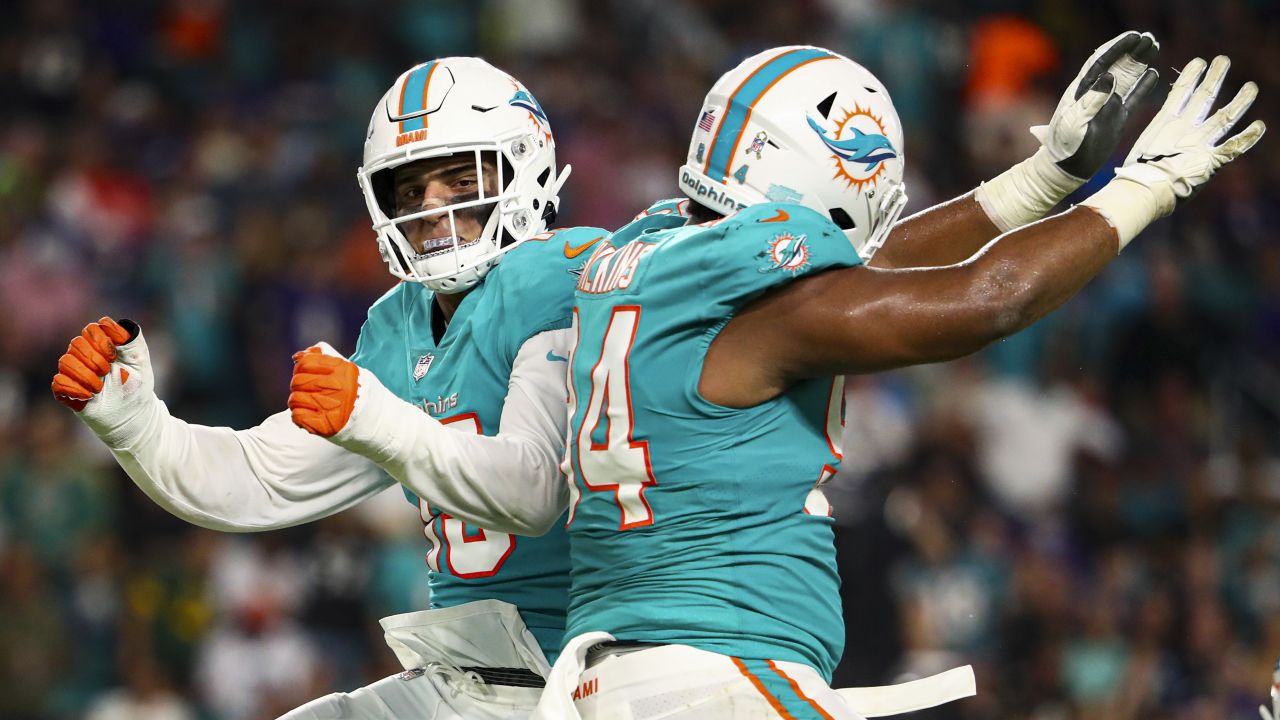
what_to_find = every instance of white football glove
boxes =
[1262,660,1280,720]
[976,31,1160,231]
[1033,30,1161,178]
[1082,55,1265,249]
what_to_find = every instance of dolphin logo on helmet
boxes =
[676,45,908,263]
[805,115,898,170]
[508,90,549,123]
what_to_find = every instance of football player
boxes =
[55,32,1174,719]
[528,47,1262,720]
[275,33,1174,719]
[52,57,598,719]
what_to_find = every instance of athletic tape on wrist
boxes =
[1079,176,1173,251]
[976,149,1083,232]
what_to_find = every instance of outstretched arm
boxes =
[704,56,1263,407]
[870,31,1159,270]
[288,330,572,537]
[51,320,393,531]
[869,193,1001,270]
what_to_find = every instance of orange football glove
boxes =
[288,346,360,437]
[52,317,133,412]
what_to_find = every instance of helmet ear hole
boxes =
[499,155,515,191]
[829,208,856,230]
[371,170,397,218]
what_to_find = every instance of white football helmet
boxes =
[678,46,907,262]
[358,57,570,292]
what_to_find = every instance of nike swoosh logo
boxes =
[1136,152,1181,164]
[546,350,569,363]
[564,236,603,259]
[759,208,790,223]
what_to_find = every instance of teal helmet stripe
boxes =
[399,61,438,133]
[703,48,835,183]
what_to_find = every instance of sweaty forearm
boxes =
[783,206,1119,378]
[870,192,1002,269]
[960,206,1117,341]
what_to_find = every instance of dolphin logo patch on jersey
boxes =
[757,232,811,274]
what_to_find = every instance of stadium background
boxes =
[1,0,1277,718]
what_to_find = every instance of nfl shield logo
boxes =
[413,353,434,382]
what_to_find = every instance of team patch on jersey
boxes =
[420,392,459,416]
[413,353,435,381]
[757,232,811,274]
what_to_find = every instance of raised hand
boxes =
[52,317,136,412]
[1032,30,1161,180]
[975,31,1161,233]
[1116,55,1265,206]
[1080,54,1264,250]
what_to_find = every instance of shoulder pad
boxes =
[632,197,691,221]
[483,226,606,339]
[721,202,841,235]
[503,226,609,268]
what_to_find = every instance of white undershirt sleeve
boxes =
[330,328,572,536]
[107,407,393,532]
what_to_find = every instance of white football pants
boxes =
[279,600,549,720]
[531,632,977,720]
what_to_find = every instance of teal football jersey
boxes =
[347,202,690,662]
[350,226,603,661]
[564,203,858,680]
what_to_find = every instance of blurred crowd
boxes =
[0,0,1277,718]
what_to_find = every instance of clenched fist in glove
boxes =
[52,317,135,411]
[288,344,360,437]
[51,316,164,448]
